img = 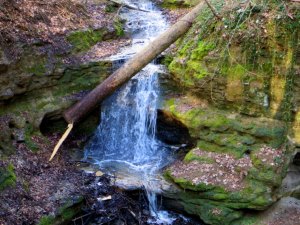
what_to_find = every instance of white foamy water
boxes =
[85,0,177,223]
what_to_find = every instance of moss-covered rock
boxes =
[163,96,286,157]
[67,29,106,53]
[38,197,84,225]
[0,0,127,156]
[66,17,124,53]
[164,144,292,224]
[162,0,300,224]
[0,53,111,155]
[167,0,300,118]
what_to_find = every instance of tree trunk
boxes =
[63,1,206,124]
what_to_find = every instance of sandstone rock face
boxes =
[0,2,127,223]
[0,54,112,156]
[161,1,300,224]
[0,2,124,156]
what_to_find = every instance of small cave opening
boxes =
[39,110,68,135]
[293,151,300,166]
[8,120,15,128]
[155,109,195,148]
[40,107,100,142]
[244,149,251,155]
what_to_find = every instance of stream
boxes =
[85,1,187,224]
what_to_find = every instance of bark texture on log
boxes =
[63,1,206,124]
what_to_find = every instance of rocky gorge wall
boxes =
[0,1,126,157]
[160,0,300,224]
[0,1,128,223]
[0,0,300,224]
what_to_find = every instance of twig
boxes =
[49,123,73,161]
[204,0,222,20]
[72,212,93,223]
[116,4,124,16]
[128,208,139,223]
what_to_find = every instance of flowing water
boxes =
[85,0,177,223]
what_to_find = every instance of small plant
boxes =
[0,164,16,191]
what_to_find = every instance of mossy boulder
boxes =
[164,143,292,224]
[163,96,286,158]
[161,0,300,224]
[38,197,84,225]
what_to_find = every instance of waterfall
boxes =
[85,0,176,223]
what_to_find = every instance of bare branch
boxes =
[204,0,222,20]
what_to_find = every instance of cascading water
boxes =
[85,0,176,223]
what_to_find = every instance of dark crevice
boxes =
[156,109,194,147]
[39,111,68,135]
[293,151,300,166]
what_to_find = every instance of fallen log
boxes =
[50,1,207,161]
[63,1,206,124]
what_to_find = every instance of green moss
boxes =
[38,216,56,225]
[202,115,230,131]
[67,29,106,52]
[187,61,209,80]
[249,155,286,187]
[57,61,111,96]
[26,60,47,76]
[165,0,300,118]
[24,124,40,152]
[160,0,197,8]
[227,64,247,79]
[164,97,286,158]
[0,60,111,154]
[59,206,77,220]
[161,1,299,224]
[38,197,84,225]
[250,125,286,140]
[105,2,119,12]
[190,41,216,60]
[23,180,30,193]
[170,174,226,193]
[198,132,257,157]
[232,215,261,225]
[181,199,243,225]
[113,18,125,37]
[0,130,15,156]
[227,180,272,209]
[197,140,242,157]
[58,198,84,221]
[168,106,232,132]
[165,98,176,113]
[161,55,174,66]
[168,41,216,85]
[184,150,215,163]
[0,164,16,191]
